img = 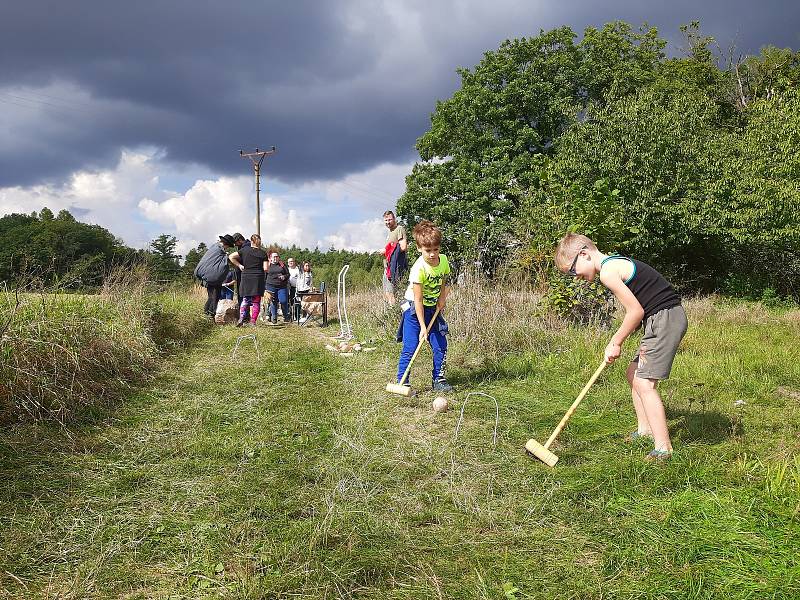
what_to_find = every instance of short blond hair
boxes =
[413,220,442,248]
[555,233,597,271]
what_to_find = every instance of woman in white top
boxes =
[295,261,314,322]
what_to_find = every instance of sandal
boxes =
[645,449,672,462]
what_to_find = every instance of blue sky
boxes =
[0,1,797,256]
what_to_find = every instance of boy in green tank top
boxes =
[556,233,688,461]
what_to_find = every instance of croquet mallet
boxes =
[525,359,608,466]
[386,306,442,396]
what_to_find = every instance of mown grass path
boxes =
[1,312,799,599]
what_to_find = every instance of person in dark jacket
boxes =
[228,234,267,326]
[194,234,235,318]
[220,267,235,300]
[265,250,291,324]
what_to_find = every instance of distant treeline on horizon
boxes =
[0,208,386,290]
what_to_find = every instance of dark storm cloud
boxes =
[0,0,797,188]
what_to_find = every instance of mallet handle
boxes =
[397,306,442,386]
[544,360,607,449]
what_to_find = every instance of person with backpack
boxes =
[193,234,235,319]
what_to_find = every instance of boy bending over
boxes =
[397,220,452,392]
[556,233,688,461]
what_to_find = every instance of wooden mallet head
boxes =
[385,382,414,396]
[525,438,559,467]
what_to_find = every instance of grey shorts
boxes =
[382,271,394,293]
[632,305,688,380]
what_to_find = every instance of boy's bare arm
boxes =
[436,281,449,311]
[600,268,644,363]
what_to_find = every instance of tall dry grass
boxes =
[0,266,208,423]
[344,272,583,369]
[341,275,800,374]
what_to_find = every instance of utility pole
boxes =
[239,146,277,238]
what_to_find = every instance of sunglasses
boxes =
[568,246,588,276]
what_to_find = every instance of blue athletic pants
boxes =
[397,304,447,384]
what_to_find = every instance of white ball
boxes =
[432,396,449,412]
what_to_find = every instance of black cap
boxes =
[219,234,236,246]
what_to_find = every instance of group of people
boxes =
[194,232,313,326]
[394,218,687,462]
[198,209,687,462]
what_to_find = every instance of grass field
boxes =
[0,293,798,598]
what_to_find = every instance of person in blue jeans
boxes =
[264,251,291,324]
[396,220,452,392]
[220,268,235,300]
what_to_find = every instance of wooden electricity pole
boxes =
[239,146,277,237]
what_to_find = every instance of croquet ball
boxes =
[432,396,449,412]
[353,343,362,352]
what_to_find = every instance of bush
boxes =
[0,266,208,423]
[542,274,615,326]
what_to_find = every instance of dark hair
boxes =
[232,232,245,242]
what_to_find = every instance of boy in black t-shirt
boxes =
[556,233,688,461]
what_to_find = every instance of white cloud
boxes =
[139,178,318,256]
[0,151,412,255]
[317,218,387,253]
[0,148,165,247]
[298,160,410,210]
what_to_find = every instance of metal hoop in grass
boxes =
[453,392,500,448]
[231,333,260,360]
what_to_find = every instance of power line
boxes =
[345,176,401,199]
[0,92,94,117]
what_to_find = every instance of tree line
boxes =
[0,210,384,291]
[398,21,800,300]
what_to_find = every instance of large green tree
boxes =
[398,22,664,274]
[400,20,800,298]
[0,208,121,286]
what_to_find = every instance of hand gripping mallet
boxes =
[525,359,608,466]
[386,306,442,397]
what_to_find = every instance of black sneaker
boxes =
[432,380,453,392]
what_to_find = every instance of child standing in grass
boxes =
[555,233,688,461]
[396,220,452,392]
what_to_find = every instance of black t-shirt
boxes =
[239,247,267,273]
[604,256,681,324]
